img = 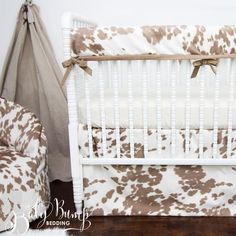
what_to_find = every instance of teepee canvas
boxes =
[0,3,71,181]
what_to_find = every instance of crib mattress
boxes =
[78,87,236,129]
[78,123,236,216]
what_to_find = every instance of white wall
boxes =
[1,0,236,74]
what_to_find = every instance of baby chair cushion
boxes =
[0,98,49,232]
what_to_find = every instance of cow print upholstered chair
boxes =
[0,97,50,232]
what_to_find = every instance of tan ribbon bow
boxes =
[61,56,92,86]
[191,58,218,78]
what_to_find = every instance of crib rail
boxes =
[75,58,236,165]
[66,56,236,164]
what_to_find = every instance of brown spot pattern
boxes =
[72,25,236,56]
[0,98,50,231]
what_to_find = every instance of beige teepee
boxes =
[0,3,71,182]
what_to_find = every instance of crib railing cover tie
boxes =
[61,56,92,86]
[61,54,227,86]
[191,58,218,78]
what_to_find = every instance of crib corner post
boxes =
[66,72,84,214]
[61,12,98,216]
[62,25,83,215]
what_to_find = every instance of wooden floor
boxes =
[30,181,236,236]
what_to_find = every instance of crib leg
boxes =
[73,175,84,214]
[68,123,84,214]
[71,154,84,215]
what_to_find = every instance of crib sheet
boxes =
[77,87,236,129]
[78,123,236,216]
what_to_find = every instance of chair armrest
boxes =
[0,98,47,159]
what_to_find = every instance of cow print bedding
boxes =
[79,124,236,216]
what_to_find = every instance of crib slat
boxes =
[112,61,121,158]
[84,72,93,158]
[128,61,135,158]
[199,67,205,158]
[72,19,95,29]
[142,61,148,158]
[185,61,191,156]
[171,60,176,158]
[156,61,162,155]
[72,20,77,28]
[98,61,107,157]
[227,59,235,158]
[213,65,220,159]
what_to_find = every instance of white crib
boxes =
[62,13,236,215]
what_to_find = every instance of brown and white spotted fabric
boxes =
[0,98,50,231]
[78,124,236,216]
[71,25,236,56]
[83,164,236,216]
[78,124,236,159]
[71,25,236,216]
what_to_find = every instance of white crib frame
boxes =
[62,12,236,214]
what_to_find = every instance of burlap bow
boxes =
[61,56,92,86]
[191,58,218,78]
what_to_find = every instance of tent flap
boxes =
[0,4,71,182]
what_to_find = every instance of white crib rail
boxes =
[74,59,236,165]
[171,60,177,158]
[63,60,236,164]
[142,61,149,158]
[185,61,191,156]
[128,61,135,158]
[156,61,162,156]
[112,61,121,158]
[227,59,235,158]
[199,67,205,159]
[98,62,107,157]
[61,12,97,28]
[212,64,220,159]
